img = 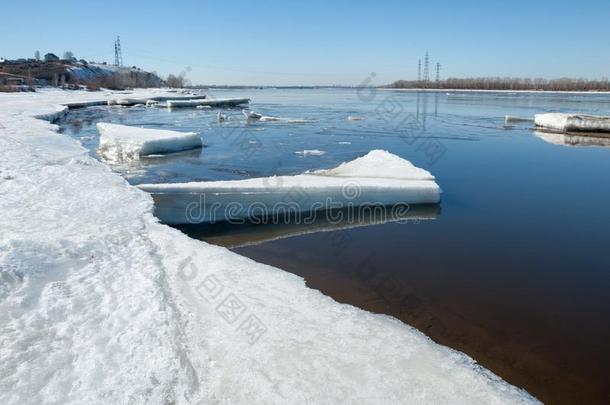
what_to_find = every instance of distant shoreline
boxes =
[379,87,610,95]
[192,85,610,95]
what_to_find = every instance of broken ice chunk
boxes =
[138,150,441,224]
[96,123,202,162]
[534,113,610,133]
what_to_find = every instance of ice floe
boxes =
[295,149,326,156]
[138,150,440,225]
[243,110,310,124]
[0,88,539,405]
[96,122,202,162]
[166,97,250,108]
[534,113,610,132]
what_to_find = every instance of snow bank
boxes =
[534,113,610,132]
[96,122,202,162]
[166,97,250,108]
[0,89,539,405]
[138,150,441,224]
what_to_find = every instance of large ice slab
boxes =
[138,150,441,224]
[166,97,250,108]
[96,122,202,162]
[534,113,610,132]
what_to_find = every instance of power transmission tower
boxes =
[435,63,441,83]
[423,51,430,83]
[114,36,123,66]
[417,59,421,82]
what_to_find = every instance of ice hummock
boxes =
[138,150,441,224]
[96,122,202,162]
[534,113,610,132]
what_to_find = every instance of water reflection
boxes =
[177,204,439,248]
[534,130,610,147]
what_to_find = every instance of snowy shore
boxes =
[0,89,538,404]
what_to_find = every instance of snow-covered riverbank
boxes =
[0,89,538,404]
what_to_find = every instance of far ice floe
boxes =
[243,109,309,124]
[138,150,441,224]
[534,113,610,133]
[166,98,250,108]
[96,122,202,162]
[295,149,326,156]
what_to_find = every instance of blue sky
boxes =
[2,0,609,85]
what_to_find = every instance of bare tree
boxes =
[62,51,75,61]
[166,74,185,88]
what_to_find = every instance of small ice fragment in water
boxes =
[505,115,534,123]
[295,149,326,156]
[243,109,263,120]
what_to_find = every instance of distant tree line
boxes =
[389,77,610,91]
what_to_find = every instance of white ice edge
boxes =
[166,97,250,108]
[96,122,202,162]
[0,88,539,405]
[534,112,610,132]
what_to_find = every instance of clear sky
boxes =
[1,0,609,86]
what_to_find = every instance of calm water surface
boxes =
[62,89,610,404]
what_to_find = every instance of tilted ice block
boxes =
[96,122,202,162]
[166,97,250,108]
[534,113,610,132]
[138,150,441,224]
